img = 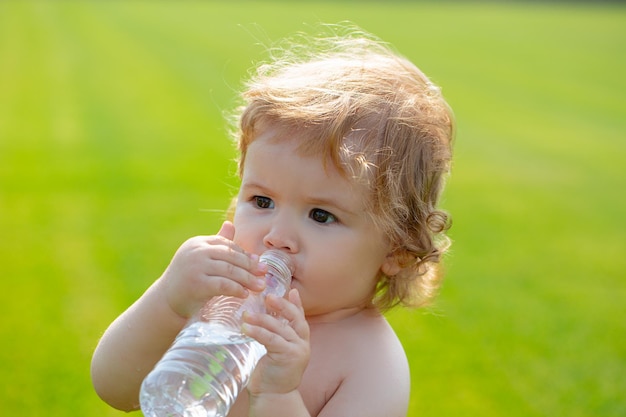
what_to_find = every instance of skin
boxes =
[91,127,411,416]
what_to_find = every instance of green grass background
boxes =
[1,1,624,416]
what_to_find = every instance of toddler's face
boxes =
[233,128,394,320]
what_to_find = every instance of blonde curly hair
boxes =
[231,25,455,311]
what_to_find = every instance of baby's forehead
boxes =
[255,123,377,183]
[245,132,374,201]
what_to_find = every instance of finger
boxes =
[265,294,309,342]
[208,225,267,278]
[287,290,309,339]
[216,221,268,277]
[203,258,267,293]
[202,226,268,290]
[241,312,296,350]
[288,288,303,309]
[217,220,235,240]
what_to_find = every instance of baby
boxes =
[91,26,454,417]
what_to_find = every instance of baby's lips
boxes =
[289,274,298,287]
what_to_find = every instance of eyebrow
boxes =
[306,195,358,217]
[240,180,271,194]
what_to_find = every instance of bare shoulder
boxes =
[342,310,410,387]
[304,310,410,417]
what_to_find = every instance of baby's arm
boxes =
[90,221,267,411]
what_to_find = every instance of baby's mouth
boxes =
[289,275,298,288]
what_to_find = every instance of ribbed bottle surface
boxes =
[140,250,293,417]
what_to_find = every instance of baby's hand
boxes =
[159,221,267,319]
[243,289,311,396]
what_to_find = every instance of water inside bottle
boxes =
[141,321,267,417]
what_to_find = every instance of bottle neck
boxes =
[259,250,294,291]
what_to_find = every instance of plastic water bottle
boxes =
[139,249,294,417]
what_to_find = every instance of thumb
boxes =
[217,220,236,241]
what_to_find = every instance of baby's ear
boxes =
[381,250,403,276]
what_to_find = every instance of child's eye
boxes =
[253,196,274,209]
[309,208,337,224]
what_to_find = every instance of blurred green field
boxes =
[1,1,624,416]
